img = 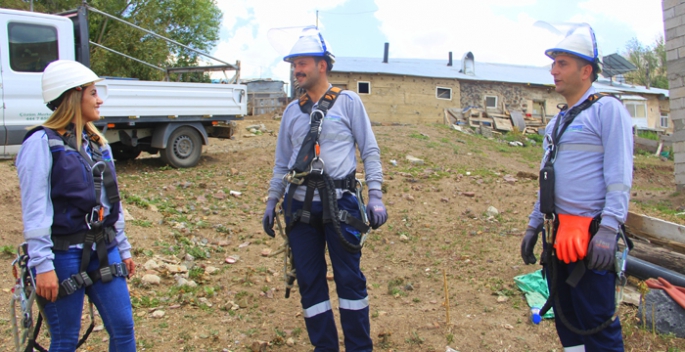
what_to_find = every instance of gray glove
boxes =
[587,226,618,271]
[262,198,278,237]
[520,226,539,265]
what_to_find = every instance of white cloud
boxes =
[578,0,664,44]
[211,0,347,82]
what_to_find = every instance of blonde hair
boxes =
[41,83,107,149]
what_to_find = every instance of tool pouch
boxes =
[539,161,555,214]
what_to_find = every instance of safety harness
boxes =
[282,87,371,254]
[538,93,633,335]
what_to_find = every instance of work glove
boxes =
[520,226,539,265]
[366,189,387,229]
[554,214,592,264]
[262,198,278,237]
[587,226,618,271]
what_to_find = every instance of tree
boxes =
[623,36,668,89]
[0,0,223,82]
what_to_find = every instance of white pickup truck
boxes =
[0,6,247,168]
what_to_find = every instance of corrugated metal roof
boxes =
[332,56,669,98]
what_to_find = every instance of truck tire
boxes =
[111,143,142,161]
[160,126,202,168]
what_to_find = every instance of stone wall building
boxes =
[328,47,669,129]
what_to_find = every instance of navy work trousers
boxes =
[286,192,372,352]
[543,235,624,351]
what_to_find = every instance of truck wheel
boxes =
[111,143,142,161]
[160,126,202,168]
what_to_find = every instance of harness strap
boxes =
[51,227,116,251]
[57,262,129,298]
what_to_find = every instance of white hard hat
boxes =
[42,60,103,104]
[283,26,335,63]
[545,24,600,68]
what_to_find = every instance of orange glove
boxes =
[554,214,593,264]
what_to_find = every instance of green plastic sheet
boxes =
[514,269,555,319]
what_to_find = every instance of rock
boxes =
[142,274,161,285]
[196,195,207,203]
[230,168,239,175]
[286,338,295,346]
[165,264,188,274]
[93,324,104,332]
[404,194,415,201]
[638,289,685,338]
[225,256,237,264]
[508,141,523,147]
[250,341,267,352]
[229,190,242,197]
[144,259,160,271]
[502,323,514,330]
[503,175,517,184]
[326,272,334,281]
[151,310,165,319]
[177,278,198,288]
[405,155,424,165]
[479,125,493,138]
[239,241,251,248]
[390,159,397,166]
[462,192,475,197]
[486,206,499,217]
[205,266,220,275]
[441,197,449,203]
[261,248,271,257]
[399,234,409,242]
[213,190,226,200]
[243,134,256,138]
[149,204,158,212]
[184,254,195,262]
[497,296,508,303]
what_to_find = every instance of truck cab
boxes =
[0,8,76,156]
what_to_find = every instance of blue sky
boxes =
[211,0,665,83]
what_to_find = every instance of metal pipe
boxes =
[383,43,389,63]
[626,255,685,287]
[85,5,234,68]
[89,41,166,72]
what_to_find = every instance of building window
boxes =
[624,101,647,119]
[357,81,370,94]
[485,95,498,108]
[661,114,669,128]
[436,87,452,100]
[8,23,58,72]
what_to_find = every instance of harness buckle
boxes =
[113,263,128,278]
[338,210,349,223]
[309,158,325,174]
[72,272,93,288]
[99,266,113,283]
[61,277,79,295]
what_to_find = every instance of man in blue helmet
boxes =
[520,24,632,351]
[262,26,387,352]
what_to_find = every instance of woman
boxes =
[16,60,136,351]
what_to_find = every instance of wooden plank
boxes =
[509,110,526,131]
[492,117,513,131]
[625,211,685,246]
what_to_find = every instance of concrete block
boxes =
[638,289,685,338]
[668,48,680,62]
[675,162,685,175]
[664,0,679,11]
[672,141,685,153]
[675,152,685,164]
[667,27,680,41]
[666,16,681,30]
[677,3,685,16]
[665,6,676,20]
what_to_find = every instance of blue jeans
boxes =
[42,246,136,352]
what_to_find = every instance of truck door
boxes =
[0,45,4,157]
[0,9,74,157]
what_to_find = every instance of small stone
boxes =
[503,175,517,184]
[123,207,135,221]
[149,204,158,212]
[225,256,237,264]
[184,254,195,262]
[440,198,449,203]
[93,324,104,332]
[503,323,514,330]
[196,195,207,203]
[230,168,239,175]
[486,206,499,217]
[261,248,271,257]
[462,192,475,197]
[230,190,242,198]
[143,259,159,271]
[136,311,146,317]
[326,272,334,281]
[497,296,509,303]
[404,194,415,201]
[286,338,295,346]
[141,274,161,285]
[239,241,251,248]
[250,341,267,352]
[205,266,220,275]
[166,264,188,273]
[405,155,424,165]
[214,190,226,200]
[150,310,165,319]
[399,234,409,242]
[516,171,538,180]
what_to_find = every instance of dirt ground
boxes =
[1,116,684,352]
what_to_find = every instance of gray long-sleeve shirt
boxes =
[268,89,383,202]
[528,87,633,232]
[17,130,132,274]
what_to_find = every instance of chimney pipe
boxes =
[383,42,389,63]
[448,52,453,66]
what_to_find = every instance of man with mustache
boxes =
[262,26,386,352]
[520,24,632,351]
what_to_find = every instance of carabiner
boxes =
[309,157,325,174]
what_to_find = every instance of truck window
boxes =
[8,23,58,73]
